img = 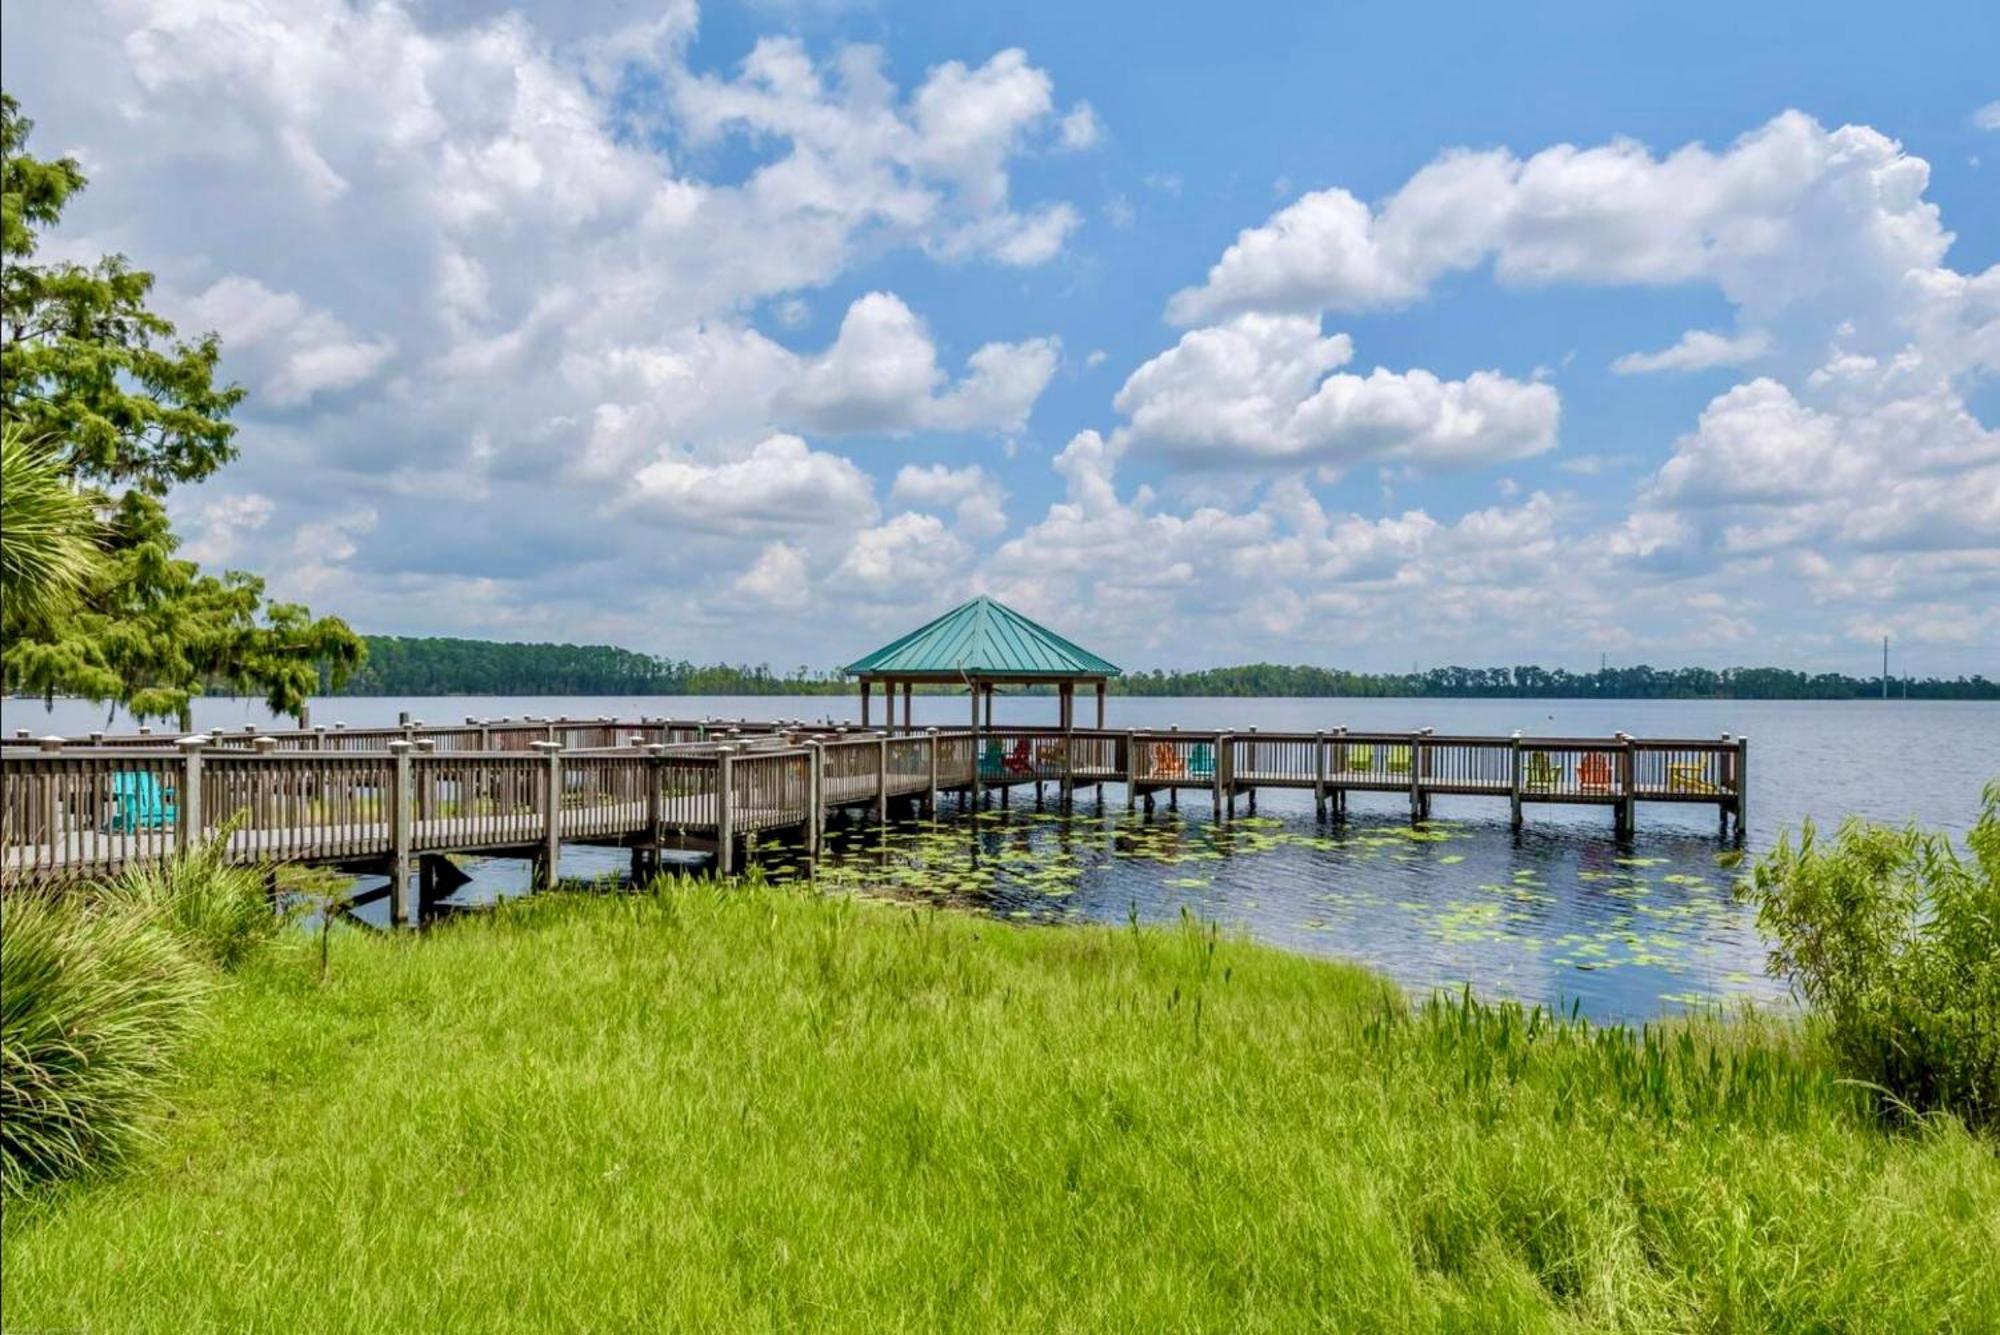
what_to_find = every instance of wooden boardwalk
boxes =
[3,716,1747,923]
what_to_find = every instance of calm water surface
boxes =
[14,693,1996,1022]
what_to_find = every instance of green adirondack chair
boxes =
[978,739,1005,778]
[109,771,174,831]
[1189,743,1216,779]
[1344,743,1374,772]
[1524,750,1560,790]
[1385,744,1413,775]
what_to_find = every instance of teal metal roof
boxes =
[845,596,1120,679]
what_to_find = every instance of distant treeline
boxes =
[323,637,2000,701]
[329,637,849,696]
[1115,664,1999,700]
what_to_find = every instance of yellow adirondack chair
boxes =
[1524,750,1561,790]
[1668,758,1719,794]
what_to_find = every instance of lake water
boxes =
[13,694,1996,1022]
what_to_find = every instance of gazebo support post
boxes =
[860,679,871,730]
[1096,681,1105,729]
[902,682,913,733]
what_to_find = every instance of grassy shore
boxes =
[5,882,1997,1331]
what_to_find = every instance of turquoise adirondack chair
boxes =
[109,771,175,831]
[1188,744,1216,780]
[978,738,1006,778]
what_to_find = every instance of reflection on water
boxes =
[356,783,1786,1024]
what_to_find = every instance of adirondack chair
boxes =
[1524,750,1560,790]
[1150,743,1187,778]
[109,771,175,831]
[1189,744,1216,780]
[1001,738,1034,775]
[979,739,1006,778]
[1385,744,1414,775]
[1035,739,1068,770]
[1343,743,1374,772]
[1577,752,1614,792]
[1668,758,1719,794]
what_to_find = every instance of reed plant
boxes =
[108,825,285,970]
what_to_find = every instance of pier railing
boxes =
[3,721,1748,890]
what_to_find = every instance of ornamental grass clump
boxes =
[110,827,283,970]
[1745,780,2000,1128]
[0,891,208,1196]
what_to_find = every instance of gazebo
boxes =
[844,595,1121,733]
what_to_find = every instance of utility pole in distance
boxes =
[1882,636,1889,701]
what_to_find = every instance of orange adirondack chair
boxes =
[1577,752,1614,792]
[1151,743,1188,778]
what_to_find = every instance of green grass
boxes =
[5,881,1997,1331]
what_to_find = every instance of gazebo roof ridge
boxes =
[844,594,1120,679]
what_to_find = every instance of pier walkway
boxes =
[3,715,1748,922]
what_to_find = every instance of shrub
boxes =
[111,831,283,970]
[1745,781,2000,1127]
[0,891,208,1196]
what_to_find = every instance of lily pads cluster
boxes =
[765,801,1777,1020]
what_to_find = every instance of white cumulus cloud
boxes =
[1113,313,1559,471]
[1612,329,1772,374]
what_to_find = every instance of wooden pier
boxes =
[2,715,1748,920]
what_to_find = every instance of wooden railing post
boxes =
[176,734,207,856]
[388,739,414,927]
[1734,734,1749,844]
[807,741,825,859]
[1060,731,1075,811]
[716,746,736,875]
[413,738,437,825]
[643,743,665,870]
[1214,731,1231,822]
[1508,731,1523,832]
[925,728,939,816]
[1408,731,1424,823]
[1332,726,1347,818]
[1125,730,1139,809]
[532,740,561,888]
[876,735,889,825]
[1313,729,1327,819]
[1615,733,1635,837]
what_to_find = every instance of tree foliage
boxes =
[0,94,361,725]
[0,422,104,629]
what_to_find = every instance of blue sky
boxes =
[6,0,1997,676]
